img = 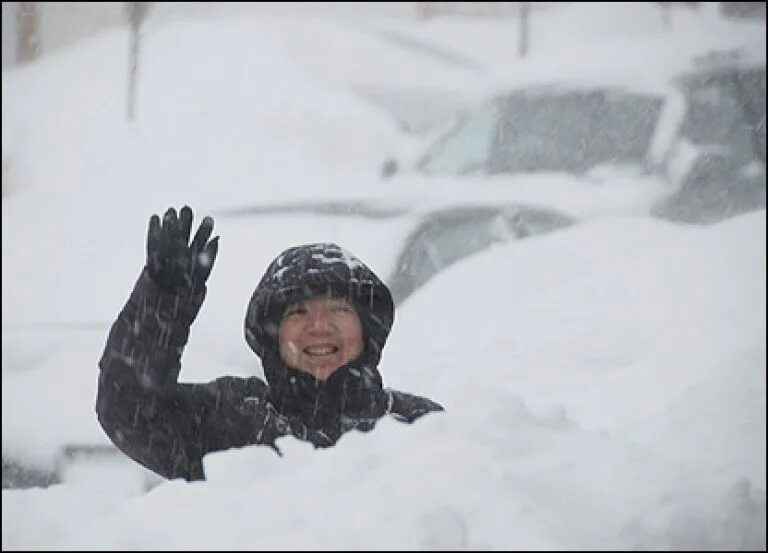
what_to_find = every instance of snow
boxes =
[2,2,765,550]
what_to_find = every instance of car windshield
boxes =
[416,100,500,175]
[417,88,664,176]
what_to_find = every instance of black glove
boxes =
[146,206,219,295]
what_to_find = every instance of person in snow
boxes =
[96,206,443,481]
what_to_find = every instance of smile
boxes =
[303,345,339,355]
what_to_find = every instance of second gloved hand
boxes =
[146,206,219,295]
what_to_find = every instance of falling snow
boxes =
[2,2,765,551]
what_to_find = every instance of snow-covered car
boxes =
[399,87,664,178]
[379,81,671,179]
[385,203,574,305]
[216,199,575,305]
[380,52,766,224]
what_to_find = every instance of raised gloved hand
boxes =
[146,206,219,295]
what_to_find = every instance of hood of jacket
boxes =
[244,243,394,426]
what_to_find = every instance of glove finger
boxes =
[179,206,193,245]
[147,214,159,259]
[147,213,167,276]
[191,216,214,253]
[162,207,178,238]
[147,214,161,243]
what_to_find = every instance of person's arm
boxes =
[96,206,229,480]
[96,268,213,480]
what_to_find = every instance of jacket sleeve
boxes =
[95,268,279,481]
[386,389,444,423]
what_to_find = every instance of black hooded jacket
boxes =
[96,243,443,481]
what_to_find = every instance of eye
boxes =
[284,303,308,317]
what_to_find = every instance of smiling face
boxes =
[278,296,364,381]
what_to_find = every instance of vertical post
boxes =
[127,2,149,122]
[17,2,39,63]
[518,2,530,57]
[416,2,433,20]
[659,2,672,30]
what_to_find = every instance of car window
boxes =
[680,67,766,163]
[739,71,767,162]
[389,210,515,304]
[491,89,663,174]
[2,457,60,489]
[511,208,576,238]
[654,65,767,224]
[416,100,500,175]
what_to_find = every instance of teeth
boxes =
[303,345,338,355]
